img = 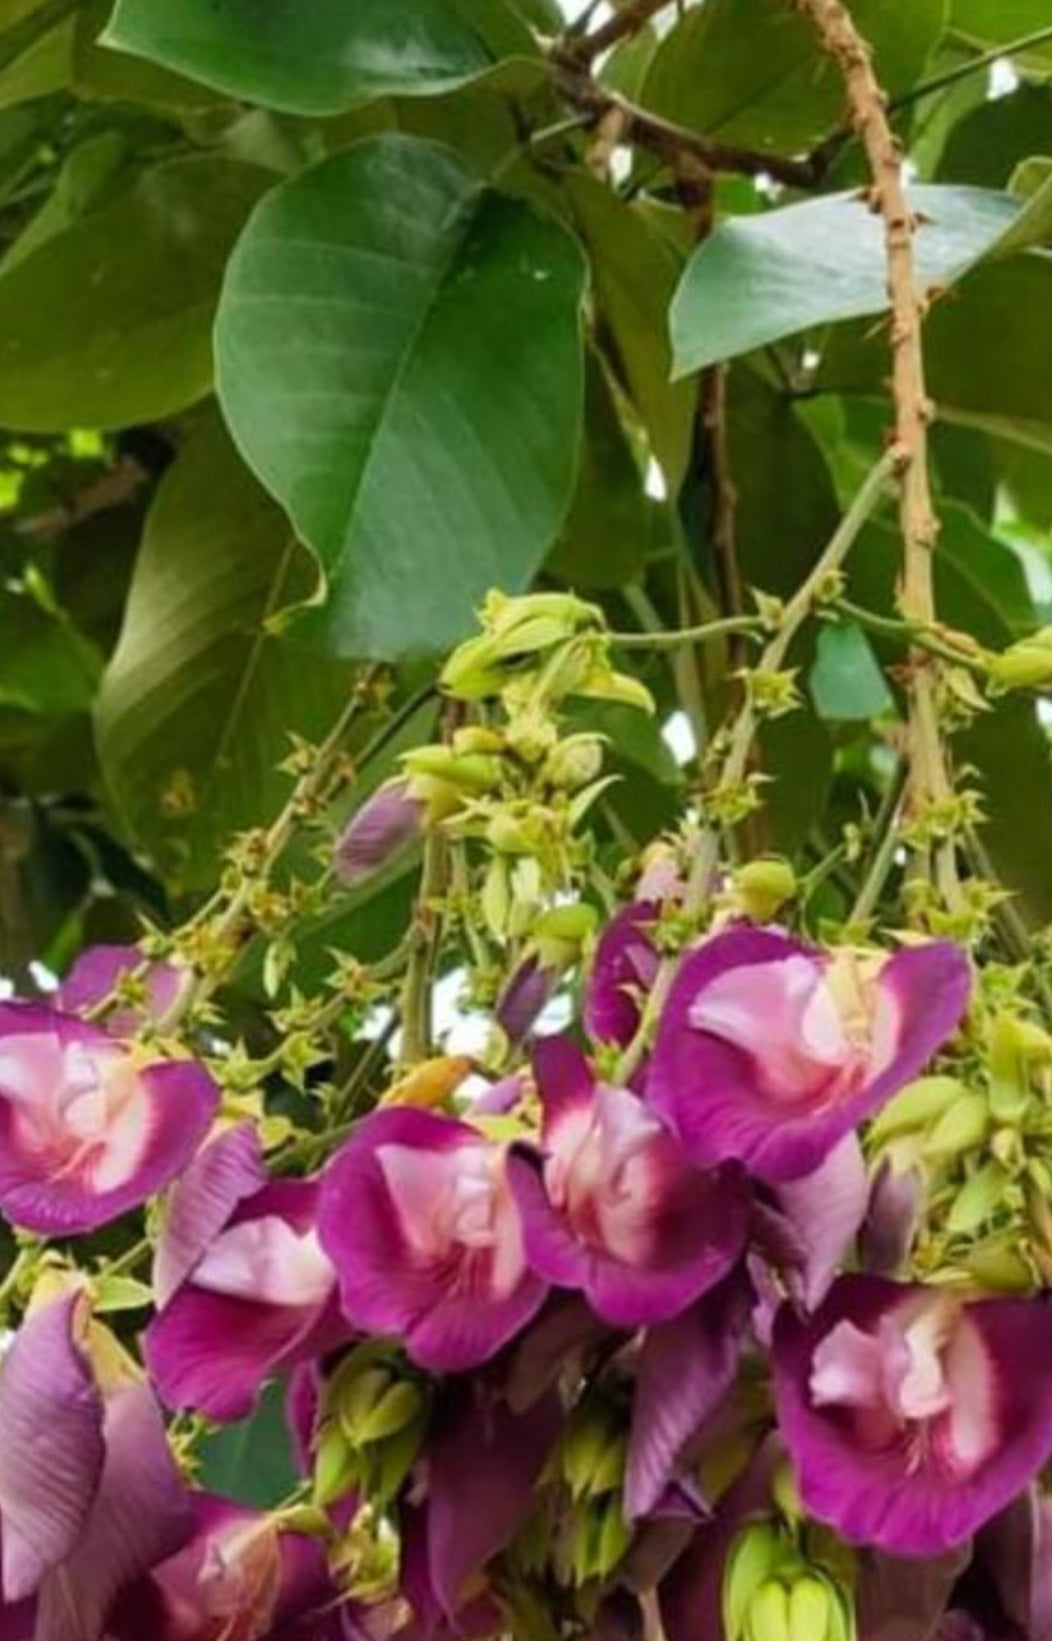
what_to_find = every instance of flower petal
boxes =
[34,1380,192,1641]
[57,946,181,1035]
[0,1296,103,1602]
[773,1277,1052,1554]
[153,1122,266,1307]
[773,1134,869,1311]
[0,1005,218,1235]
[533,1035,595,1123]
[625,1278,749,1521]
[856,1545,972,1641]
[648,929,970,1182]
[585,905,660,1048]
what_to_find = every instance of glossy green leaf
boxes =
[672,185,1022,376]
[0,12,71,108]
[937,84,1052,188]
[809,621,894,721]
[566,170,695,492]
[103,0,536,115]
[95,414,355,889]
[643,0,946,153]
[198,1382,297,1509]
[74,0,222,112]
[0,156,269,432]
[215,136,586,660]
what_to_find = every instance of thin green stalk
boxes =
[399,831,448,1067]
[850,759,909,925]
[609,614,765,649]
[614,450,897,1082]
[832,598,989,675]
[892,24,1052,111]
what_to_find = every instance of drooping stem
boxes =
[610,614,764,650]
[793,0,962,913]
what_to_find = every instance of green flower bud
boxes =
[542,734,606,792]
[963,1232,1035,1293]
[353,1380,426,1446]
[745,1581,791,1641]
[575,666,655,715]
[313,1422,359,1508]
[946,1159,1010,1235]
[989,629,1052,692]
[868,1075,967,1146]
[595,1495,632,1578]
[486,812,537,855]
[533,903,599,945]
[403,746,504,793]
[733,858,798,922]
[788,1578,834,1641]
[724,1525,785,1640]
[562,1408,626,1500]
[922,1092,989,1160]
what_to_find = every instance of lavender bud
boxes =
[496,955,557,1045]
[334,779,423,886]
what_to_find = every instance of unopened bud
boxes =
[496,956,556,1046]
[563,1408,626,1501]
[354,1380,425,1446]
[380,1054,474,1110]
[335,779,423,886]
[745,1581,791,1641]
[576,666,655,715]
[923,1092,989,1160]
[542,734,606,791]
[989,629,1052,692]
[724,1524,785,1639]
[868,1075,967,1146]
[403,746,504,792]
[787,1578,834,1641]
[313,1422,358,1508]
[733,858,797,922]
[486,812,537,854]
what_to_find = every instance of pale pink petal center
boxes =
[194,1218,335,1309]
[0,1031,154,1194]
[378,1138,527,1301]
[545,1085,671,1267]
[690,951,893,1108]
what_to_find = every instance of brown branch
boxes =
[553,67,821,189]
[792,0,961,911]
[569,0,674,63]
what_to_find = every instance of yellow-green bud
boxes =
[868,1076,967,1146]
[352,1380,425,1446]
[562,1408,625,1500]
[989,629,1052,692]
[787,1578,834,1641]
[733,858,797,923]
[486,812,537,855]
[595,1495,632,1578]
[745,1581,791,1641]
[542,734,605,792]
[313,1423,358,1508]
[724,1525,785,1639]
[922,1092,989,1160]
[403,746,504,792]
[576,666,655,715]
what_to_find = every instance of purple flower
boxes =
[57,944,181,1035]
[772,1276,1052,1555]
[335,779,424,887]
[0,1002,218,1235]
[507,1038,749,1329]
[585,904,660,1048]
[648,927,971,1182]
[756,1134,870,1312]
[318,1107,548,1373]
[109,1493,344,1641]
[146,1126,344,1423]
[496,956,557,1046]
[0,1292,191,1641]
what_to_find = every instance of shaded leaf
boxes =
[642,0,946,154]
[103,0,537,115]
[809,621,894,721]
[672,185,1022,376]
[937,83,1052,188]
[197,1381,297,1510]
[95,413,354,889]
[215,135,586,660]
[950,0,1052,65]
[0,155,269,431]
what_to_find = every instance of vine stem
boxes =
[793,0,962,914]
[831,598,989,674]
[610,614,764,650]
[613,449,896,1083]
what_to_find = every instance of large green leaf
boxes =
[102,0,536,115]
[0,156,268,432]
[215,136,586,661]
[95,415,354,889]
[642,0,946,153]
[672,185,1022,376]
[937,84,1052,188]
[566,171,695,493]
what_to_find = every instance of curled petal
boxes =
[648,928,970,1182]
[772,1276,1052,1554]
[585,905,660,1048]
[0,1295,104,1602]
[153,1122,266,1307]
[862,1159,925,1278]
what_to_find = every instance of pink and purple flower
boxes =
[507,1037,749,1330]
[0,1002,218,1235]
[585,904,660,1049]
[647,927,970,1182]
[146,1124,344,1423]
[319,1107,548,1373]
[57,944,181,1036]
[772,1276,1052,1554]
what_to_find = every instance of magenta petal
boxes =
[146,1284,344,1424]
[0,1296,103,1602]
[774,1134,869,1311]
[533,1035,595,1120]
[421,1386,562,1620]
[335,779,423,886]
[626,1278,748,1521]
[772,1277,1052,1555]
[57,946,181,1034]
[34,1380,191,1641]
[585,904,660,1047]
[154,1122,266,1307]
[977,1488,1052,1641]
[496,958,556,1046]
[648,929,970,1182]
[862,1158,924,1277]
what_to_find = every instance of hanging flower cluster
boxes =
[3,591,1052,1641]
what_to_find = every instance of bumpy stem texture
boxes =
[793,0,961,910]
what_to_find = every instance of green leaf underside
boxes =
[95,414,354,888]
[672,184,1023,376]
[102,0,535,115]
[0,156,270,432]
[809,620,895,721]
[215,136,586,661]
